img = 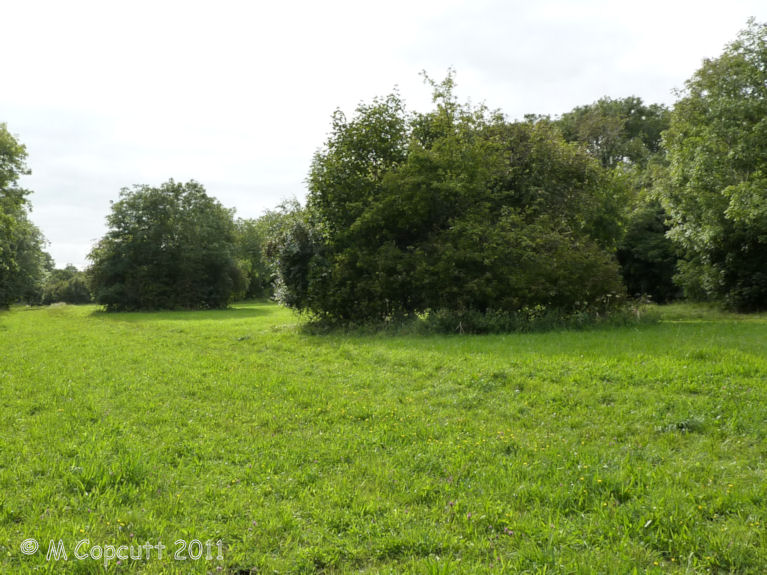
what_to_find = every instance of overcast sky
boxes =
[3,0,767,268]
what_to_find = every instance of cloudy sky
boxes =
[3,0,766,268]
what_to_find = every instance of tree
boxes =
[235,199,306,299]
[42,265,91,304]
[558,97,678,302]
[0,123,49,308]
[558,96,670,169]
[278,75,625,322]
[661,19,767,311]
[88,180,244,311]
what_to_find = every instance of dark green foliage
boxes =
[88,180,244,311]
[0,123,50,308]
[661,19,767,311]
[268,203,326,312]
[617,201,679,302]
[277,75,626,322]
[41,265,91,304]
[557,97,679,304]
[235,218,272,299]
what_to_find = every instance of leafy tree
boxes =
[235,218,272,299]
[88,180,244,311]
[661,19,767,310]
[558,97,678,301]
[279,75,625,322]
[0,123,49,308]
[235,199,306,299]
[42,265,91,304]
[558,96,670,169]
[269,203,323,312]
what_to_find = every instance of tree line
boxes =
[2,20,765,318]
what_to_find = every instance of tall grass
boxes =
[0,302,765,573]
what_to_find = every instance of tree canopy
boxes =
[661,19,767,311]
[88,180,244,311]
[0,123,49,308]
[41,265,91,305]
[556,97,678,303]
[275,76,626,322]
[558,96,670,169]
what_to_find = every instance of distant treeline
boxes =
[2,20,765,321]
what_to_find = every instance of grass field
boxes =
[0,302,765,574]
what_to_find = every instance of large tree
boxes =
[235,199,306,299]
[558,96,670,169]
[661,19,767,311]
[558,97,678,302]
[88,180,244,311]
[0,124,49,308]
[277,76,625,321]
[42,265,91,305]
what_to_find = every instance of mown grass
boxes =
[0,301,765,573]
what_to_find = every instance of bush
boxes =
[277,75,627,323]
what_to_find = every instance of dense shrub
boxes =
[617,200,679,303]
[276,76,627,323]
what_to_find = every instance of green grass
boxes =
[0,301,765,573]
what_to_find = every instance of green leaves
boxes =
[558,97,670,169]
[282,76,626,322]
[0,124,49,308]
[661,19,767,310]
[88,180,243,311]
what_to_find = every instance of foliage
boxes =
[0,123,50,308]
[1,302,766,573]
[617,199,679,302]
[235,199,306,299]
[235,218,272,299]
[305,301,655,336]
[279,76,626,322]
[41,264,91,304]
[558,96,670,169]
[661,19,767,311]
[557,97,679,302]
[88,179,244,311]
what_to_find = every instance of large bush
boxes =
[276,76,626,322]
[88,180,244,311]
[235,199,307,299]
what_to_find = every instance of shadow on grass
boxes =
[89,301,275,322]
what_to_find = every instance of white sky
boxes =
[3,0,766,268]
